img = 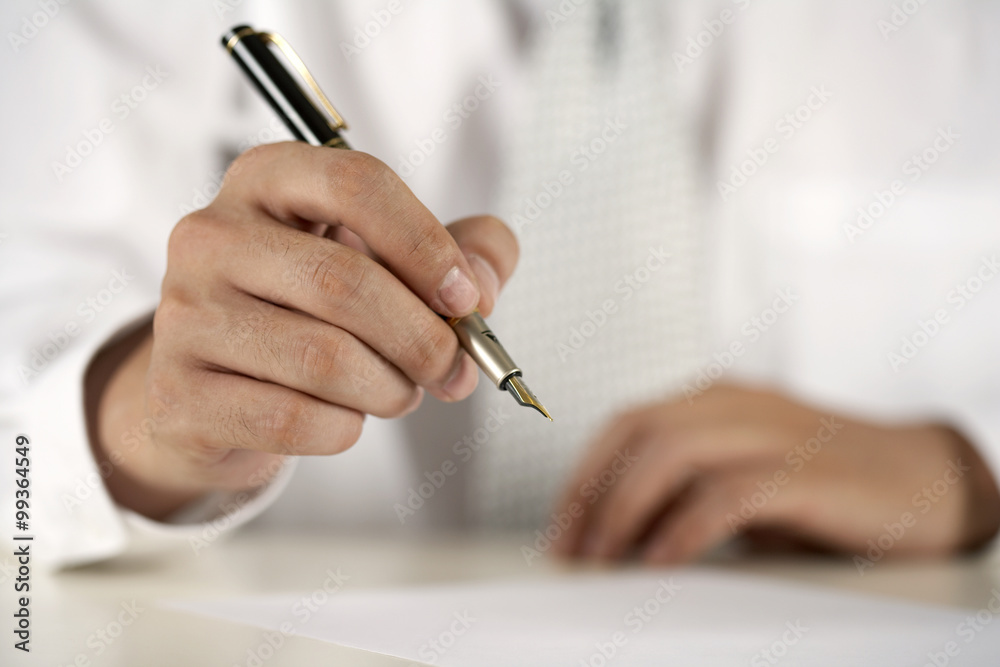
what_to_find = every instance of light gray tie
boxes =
[468,0,707,529]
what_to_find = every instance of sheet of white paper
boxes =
[164,570,1000,666]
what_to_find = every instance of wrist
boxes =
[85,323,207,519]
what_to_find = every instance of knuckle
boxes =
[355,350,392,389]
[399,322,455,382]
[246,225,298,262]
[152,297,188,340]
[304,247,375,308]
[212,403,251,449]
[144,372,179,427]
[225,309,283,369]
[324,150,395,206]
[223,151,252,185]
[167,211,233,272]
[167,214,210,260]
[260,398,314,455]
[402,227,452,268]
[226,141,283,181]
[294,330,343,385]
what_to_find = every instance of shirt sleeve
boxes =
[0,2,295,570]
[3,296,300,570]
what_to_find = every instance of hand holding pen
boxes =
[86,28,538,520]
[223,25,551,419]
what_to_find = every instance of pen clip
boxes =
[250,29,349,132]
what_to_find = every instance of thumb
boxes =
[446,216,519,317]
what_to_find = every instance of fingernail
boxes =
[437,266,479,316]
[442,353,478,400]
[466,253,499,307]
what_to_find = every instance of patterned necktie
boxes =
[468,0,707,529]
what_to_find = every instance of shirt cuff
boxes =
[19,296,296,569]
[118,457,298,559]
[21,300,156,569]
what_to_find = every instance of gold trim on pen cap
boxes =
[224,26,256,54]
[258,31,348,131]
[226,27,348,133]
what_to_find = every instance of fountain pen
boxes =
[222,25,552,420]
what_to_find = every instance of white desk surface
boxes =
[10,531,1000,666]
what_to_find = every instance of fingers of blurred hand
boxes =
[166,214,477,401]
[551,412,645,558]
[216,143,481,317]
[553,404,782,559]
[445,216,519,316]
[641,469,807,565]
[580,445,698,561]
[180,295,423,419]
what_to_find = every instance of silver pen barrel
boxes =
[449,312,552,420]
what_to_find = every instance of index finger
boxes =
[218,142,481,318]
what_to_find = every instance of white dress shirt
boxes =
[2,0,999,568]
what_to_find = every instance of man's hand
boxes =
[87,143,518,518]
[552,384,1000,564]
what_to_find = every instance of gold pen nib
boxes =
[504,375,553,421]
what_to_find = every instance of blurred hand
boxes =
[552,384,1000,564]
[88,142,518,518]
